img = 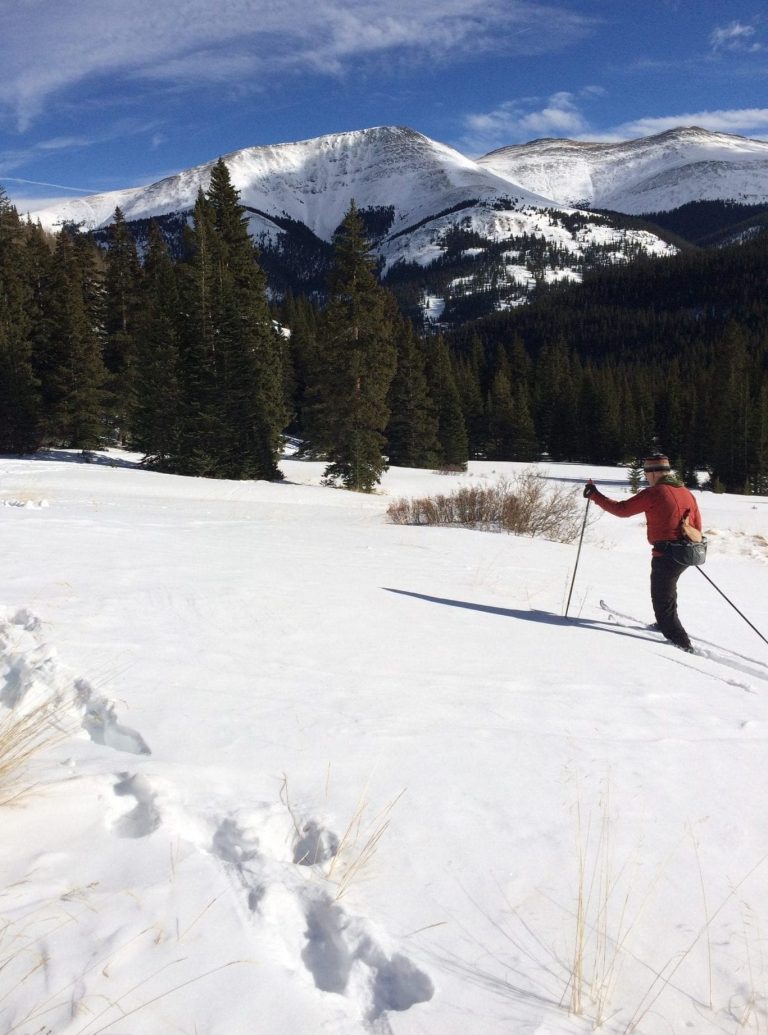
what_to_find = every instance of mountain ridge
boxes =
[23,124,768,326]
[477,125,768,213]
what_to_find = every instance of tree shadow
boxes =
[3,449,140,469]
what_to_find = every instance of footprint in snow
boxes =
[76,679,151,755]
[112,772,161,838]
[210,809,434,1022]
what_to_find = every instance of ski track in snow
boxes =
[599,599,768,692]
[0,604,434,1030]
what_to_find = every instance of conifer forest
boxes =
[2,165,767,494]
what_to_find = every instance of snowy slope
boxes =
[478,126,768,213]
[2,451,768,1034]
[25,126,683,320]
[27,126,549,240]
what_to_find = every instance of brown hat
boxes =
[643,454,671,473]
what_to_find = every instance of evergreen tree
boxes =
[455,335,486,459]
[534,338,577,460]
[385,315,440,468]
[709,323,751,491]
[486,365,515,460]
[103,207,141,442]
[205,158,286,479]
[0,190,41,452]
[177,190,220,474]
[177,162,286,479]
[311,202,397,491]
[425,334,468,468]
[281,291,318,438]
[39,230,106,448]
[132,221,183,467]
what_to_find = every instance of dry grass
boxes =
[0,698,74,807]
[324,789,405,899]
[281,773,404,900]
[387,470,582,543]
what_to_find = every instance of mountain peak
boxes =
[478,126,768,212]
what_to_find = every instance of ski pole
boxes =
[696,567,768,647]
[565,497,590,618]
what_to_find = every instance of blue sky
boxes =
[2,0,768,210]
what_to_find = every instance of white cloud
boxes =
[460,88,602,154]
[0,0,595,129]
[710,20,763,53]
[617,108,768,138]
[459,90,768,154]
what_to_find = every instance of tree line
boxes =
[2,167,768,493]
[0,167,466,491]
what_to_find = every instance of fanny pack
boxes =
[654,538,707,567]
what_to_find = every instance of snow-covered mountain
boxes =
[29,127,550,241]
[477,127,768,214]
[30,124,768,324]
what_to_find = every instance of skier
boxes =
[583,454,703,652]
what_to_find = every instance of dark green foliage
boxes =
[385,316,440,468]
[37,230,106,448]
[425,334,468,469]
[309,202,398,491]
[103,208,142,442]
[0,191,42,452]
[448,229,768,489]
[640,200,768,247]
[175,162,287,479]
[131,221,183,468]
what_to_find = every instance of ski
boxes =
[599,600,768,686]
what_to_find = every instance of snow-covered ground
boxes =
[2,451,767,1035]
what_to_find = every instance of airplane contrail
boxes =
[3,176,93,194]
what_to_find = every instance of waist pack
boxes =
[654,538,707,567]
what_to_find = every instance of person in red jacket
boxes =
[584,454,703,652]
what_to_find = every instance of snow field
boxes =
[1,452,767,1033]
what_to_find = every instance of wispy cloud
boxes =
[459,88,603,154]
[0,119,162,179]
[617,108,768,138]
[710,20,763,53]
[460,87,768,153]
[0,0,595,130]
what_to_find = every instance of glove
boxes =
[583,480,597,499]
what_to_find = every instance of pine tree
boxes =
[177,190,220,474]
[178,162,286,479]
[283,293,319,440]
[425,334,468,468]
[0,190,41,452]
[385,315,440,468]
[709,323,750,491]
[132,221,183,467]
[103,207,141,443]
[311,202,397,491]
[454,335,486,459]
[207,158,286,479]
[39,230,106,448]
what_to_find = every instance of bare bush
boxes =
[387,471,582,543]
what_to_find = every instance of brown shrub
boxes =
[387,471,582,543]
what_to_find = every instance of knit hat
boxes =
[642,453,671,473]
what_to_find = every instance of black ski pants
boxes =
[650,554,692,650]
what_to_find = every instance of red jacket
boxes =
[590,480,702,555]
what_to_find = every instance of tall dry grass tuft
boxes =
[0,699,73,807]
[387,471,582,543]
